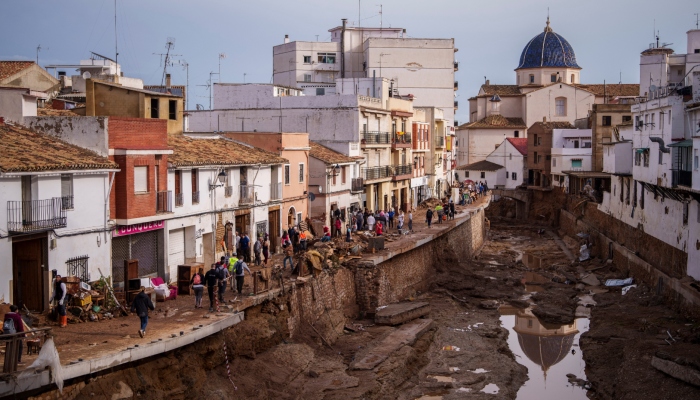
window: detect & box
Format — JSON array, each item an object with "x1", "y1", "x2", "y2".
[
  {"x1": 317, "y1": 53, "x2": 336, "y2": 64},
  {"x1": 694, "y1": 149, "x2": 698, "y2": 170},
  {"x1": 284, "y1": 165, "x2": 290, "y2": 185},
  {"x1": 168, "y1": 100, "x2": 177, "y2": 120},
  {"x1": 509, "y1": 153, "x2": 512, "y2": 160},
  {"x1": 534, "y1": 151, "x2": 538, "y2": 163},
  {"x1": 134, "y1": 166, "x2": 148, "y2": 193},
  {"x1": 660, "y1": 112, "x2": 665, "y2": 127},
  {"x1": 303, "y1": 55, "x2": 312, "y2": 63},
  {"x1": 480, "y1": 172, "x2": 485, "y2": 179},
  {"x1": 635, "y1": 116, "x2": 642, "y2": 131},
  {"x1": 529, "y1": 74, "x2": 535, "y2": 83},
  {"x1": 551, "y1": 74, "x2": 557, "y2": 83},
  {"x1": 537, "y1": 155, "x2": 542, "y2": 164},
  {"x1": 299, "y1": 163, "x2": 305, "y2": 183},
  {"x1": 602, "y1": 116, "x2": 612, "y2": 126},
  {"x1": 512, "y1": 172, "x2": 517, "y2": 181},
  {"x1": 622, "y1": 115, "x2": 632, "y2": 122},
  {"x1": 574, "y1": 140, "x2": 580, "y2": 149},
  {"x1": 150, "y1": 98, "x2": 159, "y2": 119},
  {"x1": 533, "y1": 134, "x2": 538, "y2": 146},
  {"x1": 635, "y1": 151, "x2": 641, "y2": 166},
  {"x1": 341, "y1": 166, "x2": 347, "y2": 184},
  {"x1": 61, "y1": 174, "x2": 73, "y2": 209},
  {"x1": 465, "y1": 171, "x2": 469, "y2": 178},
  {"x1": 552, "y1": 157, "x2": 557, "y2": 167},
  {"x1": 537, "y1": 136, "x2": 542, "y2": 146},
  {"x1": 571, "y1": 74, "x2": 575, "y2": 83},
  {"x1": 332, "y1": 169, "x2": 337, "y2": 185},
  {"x1": 191, "y1": 168, "x2": 199, "y2": 204},
  {"x1": 316, "y1": 88, "x2": 325, "y2": 96},
  {"x1": 571, "y1": 159, "x2": 582, "y2": 168},
  {"x1": 514, "y1": 130, "x2": 519, "y2": 138},
  {"x1": 303, "y1": 74, "x2": 312, "y2": 82},
  {"x1": 545, "y1": 155, "x2": 551, "y2": 161},
  {"x1": 640, "y1": 183, "x2": 645, "y2": 209},
  {"x1": 555, "y1": 97, "x2": 567, "y2": 116},
  {"x1": 643, "y1": 151, "x2": 649, "y2": 167}
]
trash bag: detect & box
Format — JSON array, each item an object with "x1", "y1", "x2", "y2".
[{"x1": 18, "y1": 338, "x2": 64, "y2": 393}]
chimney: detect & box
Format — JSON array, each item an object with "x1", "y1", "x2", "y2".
[
  {"x1": 402, "y1": 28, "x2": 406, "y2": 38},
  {"x1": 543, "y1": 116, "x2": 547, "y2": 122},
  {"x1": 485, "y1": 79, "x2": 490, "y2": 86},
  {"x1": 341, "y1": 19, "x2": 347, "y2": 79},
  {"x1": 284, "y1": 34, "x2": 289, "y2": 44},
  {"x1": 166, "y1": 74, "x2": 171, "y2": 89}
]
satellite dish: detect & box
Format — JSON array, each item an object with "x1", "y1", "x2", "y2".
[
  {"x1": 308, "y1": 193, "x2": 316, "y2": 201},
  {"x1": 650, "y1": 85, "x2": 657, "y2": 93},
  {"x1": 82, "y1": 71, "x2": 91, "y2": 79}
]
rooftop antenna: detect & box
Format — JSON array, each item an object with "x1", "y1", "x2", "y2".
[
  {"x1": 155, "y1": 38, "x2": 178, "y2": 87},
  {"x1": 243, "y1": 73, "x2": 247, "y2": 83},
  {"x1": 197, "y1": 79, "x2": 212, "y2": 110},
  {"x1": 695, "y1": 13, "x2": 699, "y2": 29},
  {"x1": 114, "y1": 0, "x2": 118, "y2": 67},
  {"x1": 218, "y1": 53, "x2": 226, "y2": 83},
  {"x1": 178, "y1": 59, "x2": 190, "y2": 110},
  {"x1": 36, "y1": 44, "x2": 41, "y2": 64},
  {"x1": 377, "y1": 4, "x2": 383, "y2": 29},
  {"x1": 315, "y1": 35, "x2": 319, "y2": 41}
]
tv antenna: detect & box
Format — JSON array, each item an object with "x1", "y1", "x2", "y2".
[
  {"x1": 36, "y1": 44, "x2": 45, "y2": 64},
  {"x1": 197, "y1": 80, "x2": 212, "y2": 110},
  {"x1": 695, "y1": 13, "x2": 699, "y2": 29},
  {"x1": 153, "y1": 38, "x2": 179, "y2": 87},
  {"x1": 218, "y1": 53, "x2": 226, "y2": 83},
  {"x1": 376, "y1": 4, "x2": 383, "y2": 29}
]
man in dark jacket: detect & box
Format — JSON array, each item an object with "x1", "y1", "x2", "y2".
[
  {"x1": 203, "y1": 264, "x2": 220, "y2": 311},
  {"x1": 130, "y1": 287, "x2": 155, "y2": 338},
  {"x1": 3, "y1": 305, "x2": 25, "y2": 362}
]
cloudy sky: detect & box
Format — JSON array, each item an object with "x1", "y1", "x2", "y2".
[{"x1": 2, "y1": 0, "x2": 697, "y2": 122}]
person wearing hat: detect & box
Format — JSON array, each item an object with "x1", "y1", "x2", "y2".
[{"x1": 130, "y1": 286, "x2": 154, "y2": 338}]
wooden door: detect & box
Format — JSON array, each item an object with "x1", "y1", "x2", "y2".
[
  {"x1": 268, "y1": 210, "x2": 280, "y2": 254},
  {"x1": 12, "y1": 238, "x2": 44, "y2": 312}
]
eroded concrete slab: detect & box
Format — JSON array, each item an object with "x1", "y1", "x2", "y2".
[
  {"x1": 375, "y1": 301, "x2": 431, "y2": 325},
  {"x1": 350, "y1": 318, "x2": 433, "y2": 370}
]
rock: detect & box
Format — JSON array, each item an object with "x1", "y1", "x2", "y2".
[
  {"x1": 111, "y1": 381, "x2": 133, "y2": 400},
  {"x1": 575, "y1": 283, "x2": 585, "y2": 291},
  {"x1": 580, "y1": 274, "x2": 600, "y2": 286},
  {"x1": 652, "y1": 356, "x2": 700, "y2": 387},
  {"x1": 308, "y1": 370, "x2": 319, "y2": 378},
  {"x1": 507, "y1": 299, "x2": 530, "y2": 309},
  {"x1": 375, "y1": 302, "x2": 430, "y2": 325},
  {"x1": 479, "y1": 300, "x2": 500, "y2": 310}
]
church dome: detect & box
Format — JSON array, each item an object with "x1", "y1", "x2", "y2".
[{"x1": 517, "y1": 18, "x2": 581, "y2": 70}]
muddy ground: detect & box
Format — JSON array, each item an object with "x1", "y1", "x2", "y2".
[{"x1": 56, "y1": 209, "x2": 700, "y2": 400}]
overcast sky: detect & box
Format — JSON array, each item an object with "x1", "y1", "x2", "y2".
[{"x1": 2, "y1": 0, "x2": 697, "y2": 122}]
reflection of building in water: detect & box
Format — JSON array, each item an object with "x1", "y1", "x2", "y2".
[{"x1": 501, "y1": 306, "x2": 578, "y2": 378}]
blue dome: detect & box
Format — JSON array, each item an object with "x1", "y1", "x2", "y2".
[{"x1": 517, "y1": 19, "x2": 581, "y2": 70}]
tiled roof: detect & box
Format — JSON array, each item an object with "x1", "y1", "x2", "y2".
[
  {"x1": 456, "y1": 160, "x2": 503, "y2": 172},
  {"x1": 506, "y1": 138, "x2": 528, "y2": 155},
  {"x1": 479, "y1": 85, "x2": 522, "y2": 96},
  {"x1": 0, "y1": 123, "x2": 118, "y2": 173},
  {"x1": 459, "y1": 114, "x2": 527, "y2": 130},
  {"x1": 309, "y1": 142, "x2": 356, "y2": 165},
  {"x1": 95, "y1": 81, "x2": 182, "y2": 98},
  {"x1": 37, "y1": 108, "x2": 80, "y2": 117},
  {"x1": 0, "y1": 61, "x2": 35, "y2": 81},
  {"x1": 574, "y1": 84, "x2": 640, "y2": 97},
  {"x1": 529, "y1": 121, "x2": 575, "y2": 130},
  {"x1": 168, "y1": 134, "x2": 288, "y2": 167}
]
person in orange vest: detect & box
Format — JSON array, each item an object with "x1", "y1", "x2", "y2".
[{"x1": 299, "y1": 230, "x2": 308, "y2": 250}]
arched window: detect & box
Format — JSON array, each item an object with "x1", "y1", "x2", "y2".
[{"x1": 555, "y1": 97, "x2": 567, "y2": 116}]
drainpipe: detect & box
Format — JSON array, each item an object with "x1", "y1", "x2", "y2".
[
  {"x1": 649, "y1": 137, "x2": 670, "y2": 153},
  {"x1": 341, "y1": 19, "x2": 347, "y2": 79}
]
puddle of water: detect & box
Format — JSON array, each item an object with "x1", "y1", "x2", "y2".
[
  {"x1": 523, "y1": 271, "x2": 549, "y2": 292},
  {"x1": 428, "y1": 375, "x2": 455, "y2": 383},
  {"x1": 449, "y1": 367, "x2": 460, "y2": 372},
  {"x1": 499, "y1": 307, "x2": 590, "y2": 399},
  {"x1": 469, "y1": 368, "x2": 489, "y2": 374},
  {"x1": 481, "y1": 383, "x2": 500, "y2": 394},
  {"x1": 457, "y1": 387, "x2": 472, "y2": 393},
  {"x1": 522, "y1": 253, "x2": 543, "y2": 268}
]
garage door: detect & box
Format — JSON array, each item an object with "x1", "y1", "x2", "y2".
[{"x1": 169, "y1": 229, "x2": 185, "y2": 267}]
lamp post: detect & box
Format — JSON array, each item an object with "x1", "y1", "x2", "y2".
[{"x1": 209, "y1": 170, "x2": 227, "y2": 190}]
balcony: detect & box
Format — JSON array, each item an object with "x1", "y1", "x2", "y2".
[
  {"x1": 391, "y1": 164, "x2": 413, "y2": 180},
  {"x1": 391, "y1": 132, "x2": 412, "y2": 149},
  {"x1": 156, "y1": 191, "x2": 172, "y2": 213},
  {"x1": 270, "y1": 182, "x2": 282, "y2": 200},
  {"x1": 7, "y1": 197, "x2": 67, "y2": 234},
  {"x1": 362, "y1": 166, "x2": 392, "y2": 181},
  {"x1": 435, "y1": 136, "x2": 445, "y2": 148},
  {"x1": 192, "y1": 191, "x2": 200, "y2": 205},
  {"x1": 362, "y1": 131, "x2": 391, "y2": 145},
  {"x1": 61, "y1": 195, "x2": 74, "y2": 210},
  {"x1": 673, "y1": 170, "x2": 692, "y2": 188},
  {"x1": 175, "y1": 192, "x2": 184, "y2": 207},
  {"x1": 454, "y1": 100, "x2": 458, "y2": 110},
  {"x1": 454, "y1": 62, "x2": 459, "y2": 71},
  {"x1": 225, "y1": 186, "x2": 234, "y2": 198},
  {"x1": 239, "y1": 185, "x2": 255, "y2": 205},
  {"x1": 351, "y1": 178, "x2": 365, "y2": 192},
  {"x1": 454, "y1": 81, "x2": 458, "y2": 91}
]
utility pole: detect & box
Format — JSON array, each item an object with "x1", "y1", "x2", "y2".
[
  {"x1": 36, "y1": 44, "x2": 41, "y2": 64},
  {"x1": 218, "y1": 53, "x2": 226, "y2": 83},
  {"x1": 114, "y1": 0, "x2": 118, "y2": 67}
]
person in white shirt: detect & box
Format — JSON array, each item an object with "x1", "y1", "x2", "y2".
[{"x1": 367, "y1": 213, "x2": 376, "y2": 231}]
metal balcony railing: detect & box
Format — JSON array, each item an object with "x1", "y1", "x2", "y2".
[
  {"x1": 435, "y1": 136, "x2": 445, "y2": 147},
  {"x1": 454, "y1": 100, "x2": 459, "y2": 110},
  {"x1": 270, "y1": 182, "x2": 282, "y2": 200},
  {"x1": 392, "y1": 164, "x2": 413, "y2": 176},
  {"x1": 351, "y1": 178, "x2": 365, "y2": 192},
  {"x1": 225, "y1": 186, "x2": 234, "y2": 197},
  {"x1": 156, "y1": 191, "x2": 172, "y2": 213},
  {"x1": 192, "y1": 191, "x2": 200, "y2": 205},
  {"x1": 61, "y1": 195, "x2": 74, "y2": 210},
  {"x1": 7, "y1": 197, "x2": 67, "y2": 233},
  {"x1": 454, "y1": 62, "x2": 459, "y2": 71},
  {"x1": 391, "y1": 132, "x2": 412, "y2": 145},
  {"x1": 175, "y1": 192, "x2": 184, "y2": 207},
  {"x1": 240, "y1": 185, "x2": 255, "y2": 205},
  {"x1": 454, "y1": 81, "x2": 459, "y2": 90},
  {"x1": 362, "y1": 131, "x2": 391, "y2": 145},
  {"x1": 362, "y1": 166, "x2": 392, "y2": 180}
]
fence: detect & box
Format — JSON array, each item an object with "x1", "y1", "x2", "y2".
[{"x1": 7, "y1": 197, "x2": 67, "y2": 233}]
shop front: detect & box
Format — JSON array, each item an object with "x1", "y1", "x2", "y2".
[{"x1": 111, "y1": 221, "x2": 165, "y2": 288}]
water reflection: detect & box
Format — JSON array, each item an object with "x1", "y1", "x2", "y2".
[{"x1": 499, "y1": 305, "x2": 589, "y2": 399}]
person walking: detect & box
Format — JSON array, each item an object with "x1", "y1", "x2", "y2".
[
  {"x1": 232, "y1": 258, "x2": 251, "y2": 295},
  {"x1": 190, "y1": 267, "x2": 205, "y2": 308},
  {"x1": 3, "y1": 305, "x2": 25, "y2": 363},
  {"x1": 204, "y1": 264, "x2": 219, "y2": 312},
  {"x1": 408, "y1": 210, "x2": 413, "y2": 232},
  {"x1": 52, "y1": 274, "x2": 67, "y2": 328},
  {"x1": 240, "y1": 233, "x2": 251, "y2": 263},
  {"x1": 254, "y1": 237, "x2": 263, "y2": 266},
  {"x1": 282, "y1": 233, "x2": 294, "y2": 270},
  {"x1": 397, "y1": 211, "x2": 404, "y2": 230},
  {"x1": 262, "y1": 234, "x2": 270, "y2": 266},
  {"x1": 435, "y1": 204, "x2": 443, "y2": 224},
  {"x1": 216, "y1": 257, "x2": 229, "y2": 303},
  {"x1": 131, "y1": 286, "x2": 155, "y2": 338},
  {"x1": 426, "y1": 208, "x2": 434, "y2": 227}
]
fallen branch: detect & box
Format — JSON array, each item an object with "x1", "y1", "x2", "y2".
[{"x1": 309, "y1": 323, "x2": 335, "y2": 351}]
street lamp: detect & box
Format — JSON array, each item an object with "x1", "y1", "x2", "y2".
[{"x1": 209, "y1": 170, "x2": 227, "y2": 190}]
